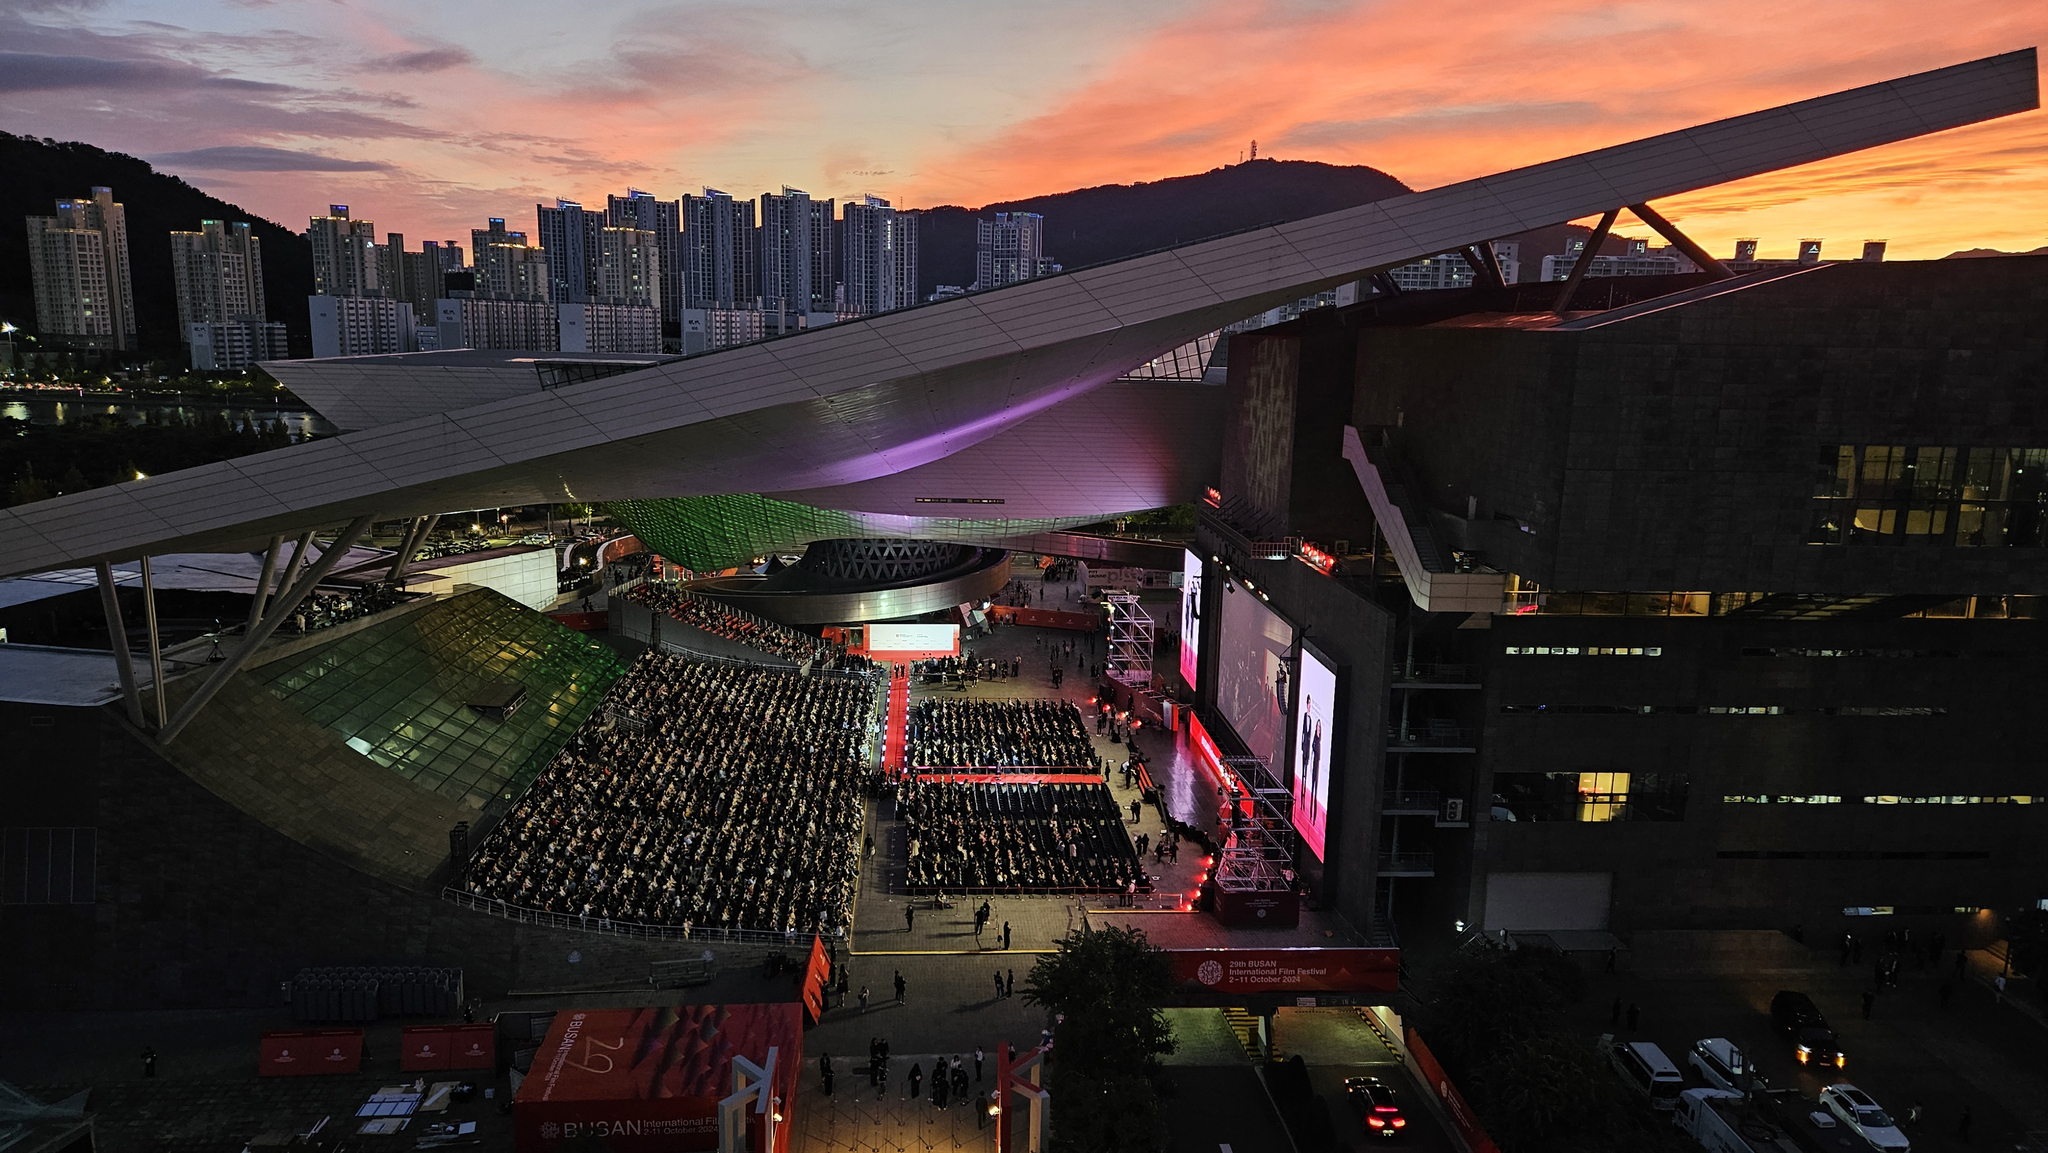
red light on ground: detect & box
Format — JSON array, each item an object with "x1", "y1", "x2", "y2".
[{"x1": 1513, "y1": 603, "x2": 1539, "y2": 615}]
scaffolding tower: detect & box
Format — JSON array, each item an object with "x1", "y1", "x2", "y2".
[{"x1": 1104, "y1": 590, "x2": 1154, "y2": 686}]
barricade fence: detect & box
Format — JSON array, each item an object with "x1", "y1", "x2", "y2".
[{"x1": 439, "y1": 887, "x2": 845, "y2": 945}]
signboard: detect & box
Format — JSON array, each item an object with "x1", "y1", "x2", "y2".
[
  {"x1": 1166, "y1": 948, "x2": 1399, "y2": 996},
  {"x1": 1291, "y1": 645, "x2": 1338, "y2": 861},
  {"x1": 1407, "y1": 1028, "x2": 1502, "y2": 1153},
  {"x1": 401, "y1": 1024, "x2": 496, "y2": 1071},
  {"x1": 801, "y1": 935, "x2": 831, "y2": 1025},
  {"x1": 514, "y1": 1005, "x2": 801, "y2": 1153},
  {"x1": 1214, "y1": 886, "x2": 1301, "y2": 928},
  {"x1": 864, "y1": 623, "x2": 961, "y2": 659},
  {"x1": 1178, "y1": 549, "x2": 1203, "y2": 688},
  {"x1": 259, "y1": 1029, "x2": 363, "y2": 1076}
]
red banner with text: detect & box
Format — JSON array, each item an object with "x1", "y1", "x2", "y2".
[{"x1": 1166, "y1": 948, "x2": 1399, "y2": 996}]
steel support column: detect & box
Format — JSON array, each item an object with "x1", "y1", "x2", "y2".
[
  {"x1": 157, "y1": 514, "x2": 374, "y2": 747},
  {"x1": 387, "y1": 513, "x2": 440, "y2": 586},
  {"x1": 246, "y1": 535, "x2": 283, "y2": 633},
  {"x1": 1462, "y1": 243, "x2": 1506, "y2": 290},
  {"x1": 1551, "y1": 208, "x2": 1620, "y2": 315},
  {"x1": 94, "y1": 561, "x2": 145, "y2": 728},
  {"x1": 140, "y1": 556, "x2": 166, "y2": 726},
  {"x1": 1627, "y1": 201, "x2": 1737, "y2": 278},
  {"x1": 276, "y1": 529, "x2": 316, "y2": 598}
]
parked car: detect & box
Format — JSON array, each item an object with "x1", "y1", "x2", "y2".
[
  {"x1": 1344, "y1": 1076, "x2": 1408, "y2": 1138},
  {"x1": 1689, "y1": 1037, "x2": 1765, "y2": 1093},
  {"x1": 1820, "y1": 1084, "x2": 1910, "y2": 1152},
  {"x1": 1609, "y1": 1040, "x2": 1686, "y2": 1110},
  {"x1": 1770, "y1": 991, "x2": 1846, "y2": 1069}
]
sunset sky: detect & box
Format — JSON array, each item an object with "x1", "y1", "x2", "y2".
[{"x1": 3, "y1": 0, "x2": 2043, "y2": 259}]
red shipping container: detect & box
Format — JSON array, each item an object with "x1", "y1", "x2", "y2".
[
  {"x1": 448, "y1": 1023, "x2": 495, "y2": 1069},
  {"x1": 259, "y1": 1029, "x2": 363, "y2": 1076},
  {"x1": 401, "y1": 1026, "x2": 451, "y2": 1071}
]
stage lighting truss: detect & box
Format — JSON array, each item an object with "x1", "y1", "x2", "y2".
[
  {"x1": 1217, "y1": 754, "x2": 1297, "y2": 893},
  {"x1": 1103, "y1": 590, "x2": 1155, "y2": 687}
]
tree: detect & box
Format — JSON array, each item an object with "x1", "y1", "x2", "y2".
[{"x1": 1023, "y1": 925, "x2": 1176, "y2": 1153}]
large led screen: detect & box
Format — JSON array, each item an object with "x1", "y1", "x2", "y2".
[
  {"x1": 1178, "y1": 549, "x2": 1203, "y2": 689},
  {"x1": 1216, "y1": 578, "x2": 1291, "y2": 767},
  {"x1": 1292, "y1": 646, "x2": 1338, "y2": 861}
]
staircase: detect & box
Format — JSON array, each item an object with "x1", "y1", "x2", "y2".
[{"x1": 1223, "y1": 1008, "x2": 1281, "y2": 1063}]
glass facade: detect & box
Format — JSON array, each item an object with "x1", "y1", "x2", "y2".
[
  {"x1": 1809, "y1": 445, "x2": 2048, "y2": 546},
  {"x1": 1492, "y1": 770, "x2": 1688, "y2": 822},
  {"x1": 254, "y1": 591, "x2": 626, "y2": 805}
]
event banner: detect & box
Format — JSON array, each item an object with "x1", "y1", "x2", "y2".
[
  {"x1": 514, "y1": 1005, "x2": 801, "y2": 1153},
  {"x1": 801, "y1": 935, "x2": 831, "y2": 1025},
  {"x1": 1407, "y1": 1028, "x2": 1503, "y2": 1153},
  {"x1": 401, "y1": 1024, "x2": 496, "y2": 1071},
  {"x1": 258, "y1": 1029, "x2": 363, "y2": 1076},
  {"x1": 1178, "y1": 549, "x2": 1203, "y2": 689},
  {"x1": 1167, "y1": 947, "x2": 1399, "y2": 996},
  {"x1": 865, "y1": 622, "x2": 961, "y2": 658}
]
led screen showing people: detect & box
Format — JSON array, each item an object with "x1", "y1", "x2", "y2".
[
  {"x1": 1179, "y1": 549, "x2": 1203, "y2": 689},
  {"x1": 1292, "y1": 646, "x2": 1338, "y2": 861},
  {"x1": 1216, "y1": 578, "x2": 1291, "y2": 767}
]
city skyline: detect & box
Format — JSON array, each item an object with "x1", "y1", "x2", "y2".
[{"x1": 1, "y1": 1, "x2": 2043, "y2": 259}]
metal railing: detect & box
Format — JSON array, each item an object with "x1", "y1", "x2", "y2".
[{"x1": 440, "y1": 887, "x2": 845, "y2": 944}]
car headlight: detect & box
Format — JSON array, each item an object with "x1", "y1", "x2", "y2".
[
  {"x1": 1834, "y1": 1054, "x2": 1846, "y2": 1068},
  {"x1": 1796, "y1": 1046, "x2": 1810, "y2": 1064}
]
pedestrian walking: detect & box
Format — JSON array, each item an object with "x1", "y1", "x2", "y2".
[
  {"x1": 1168, "y1": 839, "x2": 1178, "y2": 864},
  {"x1": 995, "y1": 971, "x2": 1005, "y2": 999},
  {"x1": 894, "y1": 970, "x2": 906, "y2": 1004},
  {"x1": 906, "y1": 905, "x2": 916, "y2": 933},
  {"x1": 933, "y1": 1071, "x2": 949, "y2": 1108},
  {"x1": 909, "y1": 1062, "x2": 922, "y2": 1100},
  {"x1": 820, "y1": 1052, "x2": 834, "y2": 1096},
  {"x1": 141, "y1": 1046, "x2": 157, "y2": 1079},
  {"x1": 1907, "y1": 1102, "x2": 1924, "y2": 1128},
  {"x1": 975, "y1": 1047, "x2": 985, "y2": 1082},
  {"x1": 1002, "y1": 920, "x2": 1012, "y2": 949},
  {"x1": 1626, "y1": 1002, "x2": 1640, "y2": 1030},
  {"x1": 952, "y1": 1058, "x2": 968, "y2": 1099},
  {"x1": 859, "y1": 985, "x2": 870, "y2": 1012},
  {"x1": 1129, "y1": 798, "x2": 1141, "y2": 823},
  {"x1": 1006, "y1": 968, "x2": 1015, "y2": 997},
  {"x1": 978, "y1": 1090, "x2": 991, "y2": 1129},
  {"x1": 1995, "y1": 973, "x2": 2007, "y2": 1002}
]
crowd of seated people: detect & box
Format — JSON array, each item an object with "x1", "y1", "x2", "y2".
[
  {"x1": 622, "y1": 582, "x2": 836, "y2": 664},
  {"x1": 899, "y1": 779, "x2": 1145, "y2": 893},
  {"x1": 906, "y1": 698, "x2": 1096, "y2": 768},
  {"x1": 463, "y1": 651, "x2": 880, "y2": 936}
]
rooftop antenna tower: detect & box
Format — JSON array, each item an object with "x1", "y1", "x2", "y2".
[{"x1": 1249, "y1": 140, "x2": 1259, "y2": 161}]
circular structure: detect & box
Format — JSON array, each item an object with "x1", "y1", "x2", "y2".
[{"x1": 688, "y1": 538, "x2": 1011, "y2": 625}]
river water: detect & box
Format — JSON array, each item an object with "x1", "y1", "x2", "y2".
[{"x1": 0, "y1": 395, "x2": 340, "y2": 438}]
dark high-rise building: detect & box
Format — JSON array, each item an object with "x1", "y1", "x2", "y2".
[
  {"x1": 839, "y1": 195, "x2": 917, "y2": 316},
  {"x1": 682, "y1": 189, "x2": 757, "y2": 311},
  {"x1": 536, "y1": 199, "x2": 603, "y2": 304},
  {"x1": 607, "y1": 190, "x2": 683, "y2": 333},
  {"x1": 1189, "y1": 256, "x2": 2048, "y2": 942},
  {"x1": 758, "y1": 187, "x2": 835, "y2": 324}
]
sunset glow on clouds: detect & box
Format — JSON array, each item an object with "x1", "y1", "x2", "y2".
[{"x1": 2, "y1": 0, "x2": 2042, "y2": 258}]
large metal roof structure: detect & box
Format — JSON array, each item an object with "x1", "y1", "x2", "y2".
[{"x1": 0, "y1": 49, "x2": 2037, "y2": 583}]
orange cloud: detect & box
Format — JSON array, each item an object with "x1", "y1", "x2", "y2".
[{"x1": 911, "y1": 0, "x2": 2048, "y2": 257}]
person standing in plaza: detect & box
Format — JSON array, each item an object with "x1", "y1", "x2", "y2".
[
  {"x1": 995, "y1": 970, "x2": 1005, "y2": 999},
  {"x1": 1002, "y1": 921, "x2": 1012, "y2": 950},
  {"x1": 908, "y1": 1061, "x2": 922, "y2": 1100},
  {"x1": 820, "y1": 1052, "x2": 834, "y2": 1095},
  {"x1": 895, "y1": 970, "x2": 906, "y2": 1004},
  {"x1": 859, "y1": 985, "x2": 870, "y2": 1012},
  {"x1": 905, "y1": 905, "x2": 915, "y2": 933},
  {"x1": 1006, "y1": 968, "x2": 1015, "y2": 997},
  {"x1": 975, "y1": 1046, "x2": 985, "y2": 1082}
]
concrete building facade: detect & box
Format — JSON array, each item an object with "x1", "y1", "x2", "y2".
[{"x1": 25, "y1": 187, "x2": 136, "y2": 350}]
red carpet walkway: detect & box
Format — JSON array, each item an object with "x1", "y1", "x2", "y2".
[{"x1": 882, "y1": 671, "x2": 909, "y2": 774}]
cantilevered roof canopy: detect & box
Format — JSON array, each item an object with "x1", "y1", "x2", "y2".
[{"x1": 0, "y1": 48, "x2": 2035, "y2": 580}]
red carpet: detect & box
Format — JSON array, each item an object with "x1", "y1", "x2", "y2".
[{"x1": 883, "y1": 672, "x2": 909, "y2": 774}]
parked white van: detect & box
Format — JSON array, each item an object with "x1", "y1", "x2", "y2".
[{"x1": 1610, "y1": 1040, "x2": 1685, "y2": 1110}]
